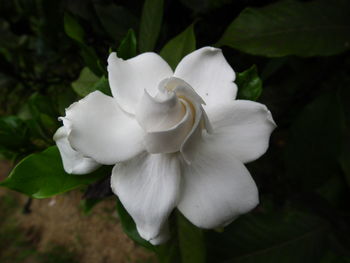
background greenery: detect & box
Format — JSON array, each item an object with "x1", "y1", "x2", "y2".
[{"x1": 0, "y1": 0, "x2": 350, "y2": 262}]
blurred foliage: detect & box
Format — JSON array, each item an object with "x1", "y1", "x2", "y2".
[{"x1": 0, "y1": 0, "x2": 350, "y2": 262}]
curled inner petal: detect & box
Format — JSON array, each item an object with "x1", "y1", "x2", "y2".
[
  {"x1": 135, "y1": 77, "x2": 213, "y2": 158},
  {"x1": 144, "y1": 99, "x2": 194, "y2": 153},
  {"x1": 136, "y1": 89, "x2": 185, "y2": 132}
]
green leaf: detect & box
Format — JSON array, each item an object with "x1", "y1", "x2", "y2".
[
  {"x1": 92, "y1": 76, "x2": 112, "y2": 96},
  {"x1": 117, "y1": 29, "x2": 137, "y2": 60},
  {"x1": 138, "y1": 0, "x2": 164, "y2": 52},
  {"x1": 236, "y1": 65, "x2": 262, "y2": 101},
  {"x1": 94, "y1": 4, "x2": 138, "y2": 42},
  {"x1": 72, "y1": 67, "x2": 111, "y2": 97},
  {"x1": 0, "y1": 146, "x2": 110, "y2": 198},
  {"x1": 160, "y1": 24, "x2": 196, "y2": 69},
  {"x1": 207, "y1": 211, "x2": 330, "y2": 263},
  {"x1": 179, "y1": 0, "x2": 231, "y2": 14},
  {"x1": 64, "y1": 13, "x2": 85, "y2": 44},
  {"x1": 339, "y1": 135, "x2": 350, "y2": 188},
  {"x1": 0, "y1": 116, "x2": 29, "y2": 149},
  {"x1": 115, "y1": 199, "x2": 156, "y2": 251},
  {"x1": 64, "y1": 13, "x2": 104, "y2": 76},
  {"x1": 285, "y1": 91, "x2": 346, "y2": 190},
  {"x1": 218, "y1": 0, "x2": 350, "y2": 57},
  {"x1": 24, "y1": 93, "x2": 59, "y2": 142},
  {"x1": 177, "y1": 212, "x2": 205, "y2": 263},
  {"x1": 80, "y1": 47, "x2": 105, "y2": 77}
]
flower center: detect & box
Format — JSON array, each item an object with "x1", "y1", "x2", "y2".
[{"x1": 135, "y1": 77, "x2": 211, "y2": 159}]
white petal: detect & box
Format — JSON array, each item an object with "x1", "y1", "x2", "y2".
[
  {"x1": 174, "y1": 47, "x2": 237, "y2": 107},
  {"x1": 111, "y1": 153, "x2": 181, "y2": 242},
  {"x1": 155, "y1": 77, "x2": 213, "y2": 162},
  {"x1": 108, "y1": 52, "x2": 173, "y2": 114},
  {"x1": 149, "y1": 222, "x2": 170, "y2": 245},
  {"x1": 177, "y1": 136, "x2": 259, "y2": 229},
  {"x1": 136, "y1": 89, "x2": 185, "y2": 132},
  {"x1": 63, "y1": 91, "x2": 145, "y2": 165},
  {"x1": 53, "y1": 126, "x2": 101, "y2": 174},
  {"x1": 144, "y1": 99, "x2": 194, "y2": 154},
  {"x1": 206, "y1": 100, "x2": 276, "y2": 164},
  {"x1": 158, "y1": 77, "x2": 205, "y2": 105}
]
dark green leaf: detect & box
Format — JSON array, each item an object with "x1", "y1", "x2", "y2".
[
  {"x1": 236, "y1": 65, "x2": 262, "y2": 101},
  {"x1": 320, "y1": 252, "x2": 350, "y2": 263},
  {"x1": 138, "y1": 0, "x2": 164, "y2": 52},
  {"x1": 180, "y1": 0, "x2": 231, "y2": 14},
  {"x1": 72, "y1": 67, "x2": 99, "y2": 97},
  {"x1": 160, "y1": 24, "x2": 196, "y2": 69},
  {"x1": 177, "y1": 212, "x2": 205, "y2": 263},
  {"x1": 63, "y1": 13, "x2": 104, "y2": 76},
  {"x1": 115, "y1": 199, "x2": 156, "y2": 251},
  {"x1": 94, "y1": 4, "x2": 138, "y2": 42},
  {"x1": 24, "y1": 93, "x2": 59, "y2": 141},
  {"x1": 117, "y1": 29, "x2": 137, "y2": 60},
  {"x1": 0, "y1": 116, "x2": 29, "y2": 149},
  {"x1": 207, "y1": 211, "x2": 330, "y2": 263},
  {"x1": 80, "y1": 47, "x2": 105, "y2": 77},
  {"x1": 72, "y1": 67, "x2": 111, "y2": 97},
  {"x1": 218, "y1": 0, "x2": 350, "y2": 57},
  {"x1": 92, "y1": 76, "x2": 112, "y2": 96},
  {"x1": 0, "y1": 146, "x2": 110, "y2": 198},
  {"x1": 339, "y1": 135, "x2": 350, "y2": 188},
  {"x1": 285, "y1": 91, "x2": 346, "y2": 190},
  {"x1": 63, "y1": 13, "x2": 85, "y2": 44}
]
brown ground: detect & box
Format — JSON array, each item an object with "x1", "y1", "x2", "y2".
[{"x1": 0, "y1": 160, "x2": 155, "y2": 263}]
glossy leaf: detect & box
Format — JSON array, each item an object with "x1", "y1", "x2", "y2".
[
  {"x1": 80, "y1": 47, "x2": 105, "y2": 77},
  {"x1": 64, "y1": 13, "x2": 85, "y2": 44},
  {"x1": 117, "y1": 29, "x2": 137, "y2": 60},
  {"x1": 207, "y1": 211, "x2": 330, "y2": 263},
  {"x1": 236, "y1": 65, "x2": 262, "y2": 101},
  {"x1": 285, "y1": 91, "x2": 346, "y2": 190},
  {"x1": 138, "y1": 0, "x2": 164, "y2": 52},
  {"x1": 177, "y1": 212, "x2": 206, "y2": 263},
  {"x1": 160, "y1": 24, "x2": 196, "y2": 69},
  {"x1": 218, "y1": 0, "x2": 350, "y2": 57},
  {"x1": 0, "y1": 146, "x2": 110, "y2": 198},
  {"x1": 72, "y1": 67, "x2": 111, "y2": 97}
]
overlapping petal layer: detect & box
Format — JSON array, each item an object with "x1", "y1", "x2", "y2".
[
  {"x1": 111, "y1": 153, "x2": 181, "y2": 244},
  {"x1": 108, "y1": 52, "x2": 173, "y2": 114},
  {"x1": 53, "y1": 126, "x2": 101, "y2": 174},
  {"x1": 177, "y1": 134, "x2": 259, "y2": 229},
  {"x1": 206, "y1": 100, "x2": 276, "y2": 164},
  {"x1": 62, "y1": 91, "x2": 145, "y2": 165},
  {"x1": 174, "y1": 47, "x2": 237, "y2": 107}
]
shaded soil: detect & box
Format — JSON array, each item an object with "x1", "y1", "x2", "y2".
[{"x1": 0, "y1": 160, "x2": 155, "y2": 263}]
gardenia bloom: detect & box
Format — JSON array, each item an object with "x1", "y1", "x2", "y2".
[{"x1": 53, "y1": 47, "x2": 276, "y2": 245}]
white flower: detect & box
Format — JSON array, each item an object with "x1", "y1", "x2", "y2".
[
  {"x1": 53, "y1": 125, "x2": 101, "y2": 174},
  {"x1": 54, "y1": 47, "x2": 276, "y2": 245}
]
